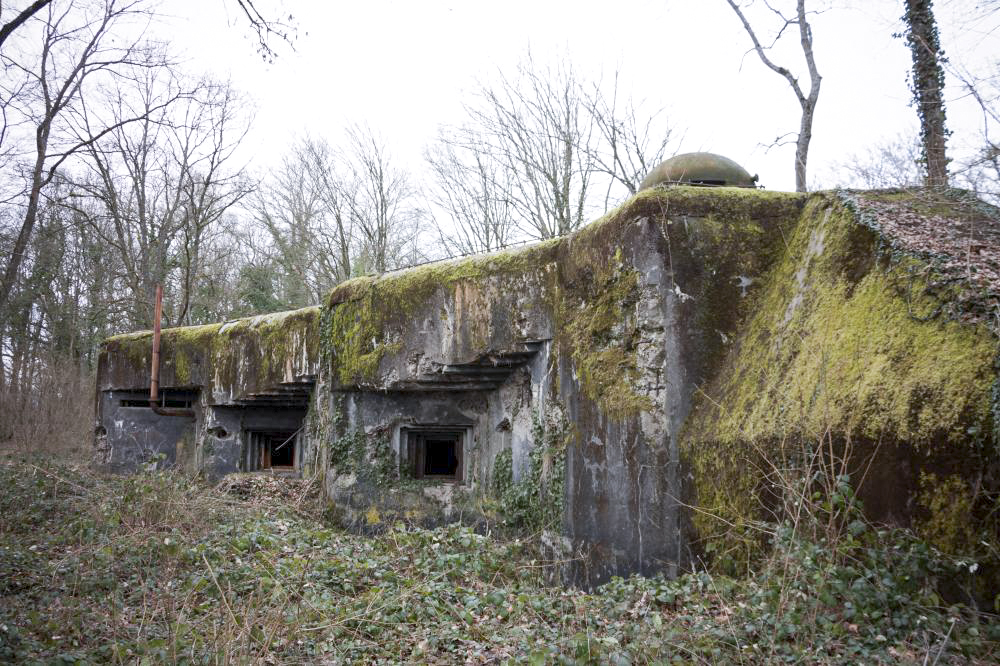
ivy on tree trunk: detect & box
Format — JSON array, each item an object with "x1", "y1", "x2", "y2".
[{"x1": 903, "y1": 0, "x2": 950, "y2": 187}]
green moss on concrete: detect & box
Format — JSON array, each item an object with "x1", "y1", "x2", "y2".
[
  {"x1": 681, "y1": 192, "x2": 998, "y2": 557},
  {"x1": 102, "y1": 307, "x2": 320, "y2": 398},
  {"x1": 323, "y1": 241, "x2": 560, "y2": 386},
  {"x1": 560, "y1": 252, "x2": 652, "y2": 420},
  {"x1": 105, "y1": 331, "x2": 155, "y2": 369},
  {"x1": 916, "y1": 472, "x2": 977, "y2": 555},
  {"x1": 326, "y1": 402, "x2": 395, "y2": 485},
  {"x1": 163, "y1": 323, "x2": 222, "y2": 386},
  {"x1": 578, "y1": 186, "x2": 806, "y2": 240},
  {"x1": 555, "y1": 187, "x2": 805, "y2": 420},
  {"x1": 687, "y1": 196, "x2": 995, "y2": 447},
  {"x1": 222, "y1": 307, "x2": 320, "y2": 384}
]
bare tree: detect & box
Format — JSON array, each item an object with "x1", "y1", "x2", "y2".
[
  {"x1": 466, "y1": 53, "x2": 598, "y2": 239},
  {"x1": 424, "y1": 125, "x2": 517, "y2": 256},
  {"x1": 303, "y1": 136, "x2": 356, "y2": 283},
  {"x1": 902, "y1": 0, "x2": 950, "y2": 187},
  {"x1": 230, "y1": 0, "x2": 298, "y2": 63},
  {"x1": 66, "y1": 72, "x2": 252, "y2": 327},
  {"x1": 950, "y1": 64, "x2": 1000, "y2": 203},
  {"x1": 253, "y1": 136, "x2": 341, "y2": 306},
  {"x1": 0, "y1": 0, "x2": 173, "y2": 319},
  {"x1": 583, "y1": 71, "x2": 677, "y2": 203},
  {"x1": 725, "y1": 0, "x2": 822, "y2": 192},
  {"x1": 834, "y1": 133, "x2": 924, "y2": 189},
  {"x1": 343, "y1": 124, "x2": 424, "y2": 273},
  {"x1": 428, "y1": 55, "x2": 677, "y2": 249},
  {"x1": 0, "y1": 1, "x2": 53, "y2": 52},
  {"x1": 2, "y1": 1, "x2": 295, "y2": 58}
]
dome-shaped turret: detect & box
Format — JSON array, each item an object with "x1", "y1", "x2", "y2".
[{"x1": 639, "y1": 152, "x2": 757, "y2": 190}]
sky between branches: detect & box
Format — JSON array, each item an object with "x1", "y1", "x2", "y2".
[{"x1": 161, "y1": 0, "x2": 1000, "y2": 194}]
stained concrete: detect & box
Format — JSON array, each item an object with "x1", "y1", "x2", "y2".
[{"x1": 94, "y1": 186, "x2": 1000, "y2": 590}]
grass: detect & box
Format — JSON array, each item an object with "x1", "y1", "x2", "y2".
[{"x1": 0, "y1": 458, "x2": 998, "y2": 664}]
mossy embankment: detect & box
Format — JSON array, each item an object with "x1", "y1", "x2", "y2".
[{"x1": 681, "y1": 189, "x2": 1000, "y2": 576}]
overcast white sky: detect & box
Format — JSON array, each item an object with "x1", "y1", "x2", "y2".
[{"x1": 163, "y1": 0, "x2": 1000, "y2": 194}]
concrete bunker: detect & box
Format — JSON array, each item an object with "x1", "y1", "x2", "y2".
[{"x1": 94, "y1": 184, "x2": 1000, "y2": 591}]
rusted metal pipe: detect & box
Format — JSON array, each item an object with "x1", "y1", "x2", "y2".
[
  {"x1": 150, "y1": 284, "x2": 162, "y2": 403},
  {"x1": 149, "y1": 284, "x2": 195, "y2": 419}
]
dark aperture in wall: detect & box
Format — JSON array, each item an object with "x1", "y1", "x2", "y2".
[
  {"x1": 245, "y1": 430, "x2": 298, "y2": 471},
  {"x1": 406, "y1": 429, "x2": 465, "y2": 481}
]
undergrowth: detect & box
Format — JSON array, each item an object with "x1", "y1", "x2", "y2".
[{"x1": 0, "y1": 460, "x2": 997, "y2": 664}]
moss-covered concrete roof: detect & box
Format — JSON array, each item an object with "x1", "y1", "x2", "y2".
[
  {"x1": 100, "y1": 306, "x2": 320, "y2": 401},
  {"x1": 97, "y1": 186, "x2": 807, "y2": 404},
  {"x1": 843, "y1": 188, "x2": 1000, "y2": 328}
]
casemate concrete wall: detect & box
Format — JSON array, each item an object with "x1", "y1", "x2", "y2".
[{"x1": 95, "y1": 186, "x2": 1000, "y2": 589}]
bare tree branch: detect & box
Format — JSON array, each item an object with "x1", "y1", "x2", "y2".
[
  {"x1": 0, "y1": 0, "x2": 53, "y2": 52},
  {"x1": 725, "y1": 0, "x2": 822, "y2": 191}
]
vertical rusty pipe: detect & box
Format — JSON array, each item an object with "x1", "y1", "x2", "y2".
[
  {"x1": 150, "y1": 284, "x2": 162, "y2": 407},
  {"x1": 148, "y1": 285, "x2": 195, "y2": 419}
]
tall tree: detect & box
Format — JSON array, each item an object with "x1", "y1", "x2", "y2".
[
  {"x1": 253, "y1": 136, "x2": 339, "y2": 307},
  {"x1": 427, "y1": 58, "x2": 675, "y2": 252},
  {"x1": 424, "y1": 125, "x2": 517, "y2": 256},
  {"x1": 67, "y1": 74, "x2": 251, "y2": 327},
  {"x1": 902, "y1": 0, "x2": 950, "y2": 187},
  {"x1": 725, "y1": 0, "x2": 821, "y2": 192},
  {"x1": 582, "y1": 71, "x2": 675, "y2": 203},
  {"x1": 466, "y1": 53, "x2": 598, "y2": 239},
  {"x1": 0, "y1": 0, "x2": 173, "y2": 319},
  {"x1": 343, "y1": 125, "x2": 424, "y2": 273}
]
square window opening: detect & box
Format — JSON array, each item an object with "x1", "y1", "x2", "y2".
[
  {"x1": 245, "y1": 430, "x2": 298, "y2": 471},
  {"x1": 118, "y1": 389, "x2": 196, "y2": 409},
  {"x1": 405, "y1": 429, "x2": 464, "y2": 481}
]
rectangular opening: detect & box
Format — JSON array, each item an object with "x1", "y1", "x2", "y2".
[
  {"x1": 405, "y1": 429, "x2": 464, "y2": 481},
  {"x1": 245, "y1": 430, "x2": 298, "y2": 471},
  {"x1": 120, "y1": 399, "x2": 151, "y2": 408},
  {"x1": 119, "y1": 390, "x2": 195, "y2": 409}
]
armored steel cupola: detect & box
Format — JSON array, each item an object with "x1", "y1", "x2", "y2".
[{"x1": 639, "y1": 152, "x2": 758, "y2": 190}]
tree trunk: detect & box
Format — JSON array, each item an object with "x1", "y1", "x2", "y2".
[
  {"x1": 725, "y1": 0, "x2": 821, "y2": 193},
  {"x1": 0, "y1": 129, "x2": 48, "y2": 318},
  {"x1": 904, "y1": 0, "x2": 950, "y2": 187}
]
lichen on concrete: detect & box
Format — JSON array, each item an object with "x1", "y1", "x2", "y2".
[{"x1": 323, "y1": 241, "x2": 560, "y2": 387}]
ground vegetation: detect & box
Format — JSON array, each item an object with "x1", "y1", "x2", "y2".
[{"x1": 0, "y1": 458, "x2": 996, "y2": 664}]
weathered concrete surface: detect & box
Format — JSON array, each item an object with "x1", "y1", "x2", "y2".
[
  {"x1": 95, "y1": 389, "x2": 199, "y2": 473},
  {"x1": 95, "y1": 185, "x2": 1000, "y2": 591},
  {"x1": 680, "y1": 189, "x2": 1000, "y2": 597},
  {"x1": 98, "y1": 306, "x2": 320, "y2": 403}
]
